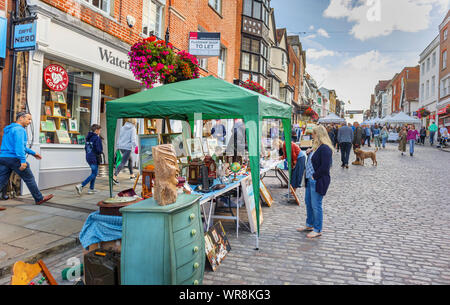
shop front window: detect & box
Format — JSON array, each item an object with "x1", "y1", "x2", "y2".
[{"x1": 40, "y1": 59, "x2": 93, "y2": 145}]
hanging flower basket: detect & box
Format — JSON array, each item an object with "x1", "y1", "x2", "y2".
[
  {"x1": 128, "y1": 36, "x2": 199, "y2": 88},
  {"x1": 304, "y1": 107, "x2": 314, "y2": 116},
  {"x1": 446, "y1": 104, "x2": 450, "y2": 114},
  {"x1": 418, "y1": 107, "x2": 430, "y2": 117},
  {"x1": 240, "y1": 79, "x2": 269, "y2": 96}
]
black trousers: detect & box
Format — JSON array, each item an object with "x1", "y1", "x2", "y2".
[{"x1": 340, "y1": 142, "x2": 352, "y2": 166}]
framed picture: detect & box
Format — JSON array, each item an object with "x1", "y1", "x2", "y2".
[
  {"x1": 206, "y1": 138, "x2": 219, "y2": 156},
  {"x1": 46, "y1": 119, "x2": 56, "y2": 131},
  {"x1": 241, "y1": 177, "x2": 263, "y2": 234},
  {"x1": 56, "y1": 92, "x2": 66, "y2": 104},
  {"x1": 69, "y1": 119, "x2": 78, "y2": 132},
  {"x1": 290, "y1": 185, "x2": 301, "y2": 206},
  {"x1": 39, "y1": 132, "x2": 46, "y2": 144},
  {"x1": 276, "y1": 167, "x2": 289, "y2": 188},
  {"x1": 170, "y1": 133, "x2": 187, "y2": 158},
  {"x1": 50, "y1": 91, "x2": 58, "y2": 102},
  {"x1": 186, "y1": 137, "x2": 204, "y2": 159},
  {"x1": 53, "y1": 105, "x2": 62, "y2": 117},
  {"x1": 56, "y1": 130, "x2": 71, "y2": 144},
  {"x1": 260, "y1": 180, "x2": 273, "y2": 207},
  {"x1": 204, "y1": 221, "x2": 231, "y2": 272},
  {"x1": 138, "y1": 134, "x2": 159, "y2": 172},
  {"x1": 45, "y1": 106, "x2": 52, "y2": 116},
  {"x1": 77, "y1": 135, "x2": 86, "y2": 145},
  {"x1": 59, "y1": 120, "x2": 68, "y2": 131}
]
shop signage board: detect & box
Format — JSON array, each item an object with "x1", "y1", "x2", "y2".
[
  {"x1": 43, "y1": 64, "x2": 69, "y2": 91},
  {"x1": 13, "y1": 22, "x2": 37, "y2": 51},
  {"x1": 0, "y1": 17, "x2": 7, "y2": 58},
  {"x1": 189, "y1": 32, "x2": 221, "y2": 57}
]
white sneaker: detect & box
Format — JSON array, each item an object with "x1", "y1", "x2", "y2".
[
  {"x1": 75, "y1": 184, "x2": 83, "y2": 195},
  {"x1": 87, "y1": 189, "x2": 99, "y2": 195}
]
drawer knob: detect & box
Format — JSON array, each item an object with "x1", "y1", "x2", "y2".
[
  {"x1": 191, "y1": 229, "x2": 196, "y2": 236},
  {"x1": 193, "y1": 246, "x2": 199, "y2": 253},
  {"x1": 189, "y1": 213, "x2": 195, "y2": 221},
  {"x1": 194, "y1": 262, "x2": 199, "y2": 269},
  {"x1": 193, "y1": 280, "x2": 199, "y2": 285}
]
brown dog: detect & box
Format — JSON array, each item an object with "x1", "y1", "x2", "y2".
[{"x1": 354, "y1": 148, "x2": 378, "y2": 166}]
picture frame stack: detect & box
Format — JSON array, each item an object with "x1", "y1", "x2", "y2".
[{"x1": 40, "y1": 91, "x2": 79, "y2": 144}]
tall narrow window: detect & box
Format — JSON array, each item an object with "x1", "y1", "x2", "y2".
[
  {"x1": 253, "y1": 1, "x2": 261, "y2": 19},
  {"x1": 432, "y1": 52, "x2": 436, "y2": 67},
  {"x1": 431, "y1": 76, "x2": 435, "y2": 97},
  {"x1": 218, "y1": 47, "x2": 226, "y2": 79},
  {"x1": 443, "y1": 50, "x2": 448, "y2": 69},
  {"x1": 426, "y1": 80, "x2": 430, "y2": 98},
  {"x1": 209, "y1": 0, "x2": 222, "y2": 14},
  {"x1": 243, "y1": 0, "x2": 252, "y2": 16},
  {"x1": 142, "y1": 0, "x2": 164, "y2": 37}
]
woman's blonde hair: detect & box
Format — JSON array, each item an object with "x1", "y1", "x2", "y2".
[{"x1": 312, "y1": 125, "x2": 334, "y2": 152}]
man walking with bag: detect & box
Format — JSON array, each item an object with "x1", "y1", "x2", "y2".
[
  {"x1": 338, "y1": 123, "x2": 353, "y2": 169},
  {"x1": 0, "y1": 112, "x2": 54, "y2": 210}
]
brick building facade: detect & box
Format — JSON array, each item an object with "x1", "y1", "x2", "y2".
[
  {"x1": 164, "y1": 0, "x2": 241, "y2": 83},
  {"x1": 391, "y1": 66, "x2": 419, "y2": 115},
  {"x1": 438, "y1": 10, "x2": 450, "y2": 130}
]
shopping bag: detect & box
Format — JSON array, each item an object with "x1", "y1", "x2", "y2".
[{"x1": 115, "y1": 150, "x2": 122, "y2": 167}]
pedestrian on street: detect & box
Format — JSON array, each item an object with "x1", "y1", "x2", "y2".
[
  {"x1": 364, "y1": 125, "x2": 372, "y2": 147},
  {"x1": 0, "y1": 112, "x2": 54, "y2": 209},
  {"x1": 398, "y1": 126, "x2": 407, "y2": 156},
  {"x1": 327, "y1": 126, "x2": 335, "y2": 148},
  {"x1": 407, "y1": 125, "x2": 419, "y2": 156},
  {"x1": 333, "y1": 124, "x2": 339, "y2": 152},
  {"x1": 211, "y1": 119, "x2": 227, "y2": 145},
  {"x1": 419, "y1": 126, "x2": 426, "y2": 145},
  {"x1": 373, "y1": 124, "x2": 381, "y2": 148},
  {"x1": 381, "y1": 126, "x2": 389, "y2": 149},
  {"x1": 352, "y1": 122, "x2": 364, "y2": 161},
  {"x1": 75, "y1": 124, "x2": 103, "y2": 195},
  {"x1": 296, "y1": 125, "x2": 333, "y2": 239},
  {"x1": 429, "y1": 121, "x2": 438, "y2": 146},
  {"x1": 439, "y1": 125, "x2": 449, "y2": 147},
  {"x1": 337, "y1": 123, "x2": 353, "y2": 168},
  {"x1": 113, "y1": 119, "x2": 137, "y2": 185}
]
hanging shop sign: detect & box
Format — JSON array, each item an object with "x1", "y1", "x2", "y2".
[
  {"x1": 13, "y1": 22, "x2": 37, "y2": 51},
  {"x1": 0, "y1": 17, "x2": 7, "y2": 58},
  {"x1": 43, "y1": 64, "x2": 69, "y2": 91},
  {"x1": 189, "y1": 32, "x2": 221, "y2": 57}
]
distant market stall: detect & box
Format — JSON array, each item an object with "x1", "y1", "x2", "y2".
[{"x1": 318, "y1": 113, "x2": 346, "y2": 124}]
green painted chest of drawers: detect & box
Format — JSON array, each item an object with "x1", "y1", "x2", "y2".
[{"x1": 120, "y1": 194, "x2": 205, "y2": 285}]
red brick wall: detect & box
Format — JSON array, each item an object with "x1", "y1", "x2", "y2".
[
  {"x1": 0, "y1": 0, "x2": 6, "y2": 11},
  {"x1": 165, "y1": 0, "x2": 241, "y2": 83},
  {"x1": 391, "y1": 67, "x2": 420, "y2": 112},
  {"x1": 39, "y1": 0, "x2": 143, "y2": 45}
]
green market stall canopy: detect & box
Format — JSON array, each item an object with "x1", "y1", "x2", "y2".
[{"x1": 106, "y1": 76, "x2": 292, "y2": 239}]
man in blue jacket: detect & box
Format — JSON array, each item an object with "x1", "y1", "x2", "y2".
[{"x1": 0, "y1": 112, "x2": 53, "y2": 210}]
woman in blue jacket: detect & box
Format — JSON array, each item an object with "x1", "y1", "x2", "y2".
[
  {"x1": 297, "y1": 125, "x2": 333, "y2": 239},
  {"x1": 75, "y1": 124, "x2": 103, "y2": 195}
]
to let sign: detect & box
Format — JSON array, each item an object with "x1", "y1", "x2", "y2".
[
  {"x1": 189, "y1": 32, "x2": 221, "y2": 57},
  {"x1": 14, "y1": 22, "x2": 37, "y2": 51}
]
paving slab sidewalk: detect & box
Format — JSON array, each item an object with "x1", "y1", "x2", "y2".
[{"x1": 0, "y1": 171, "x2": 138, "y2": 278}]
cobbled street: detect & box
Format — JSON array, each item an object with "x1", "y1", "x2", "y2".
[{"x1": 1, "y1": 143, "x2": 449, "y2": 285}]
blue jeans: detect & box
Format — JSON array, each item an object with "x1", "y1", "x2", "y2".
[
  {"x1": 382, "y1": 137, "x2": 387, "y2": 148},
  {"x1": 430, "y1": 131, "x2": 435, "y2": 145},
  {"x1": 409, "y1": 139, "x2": 415, "y2": 155},
  {"x1": 0, "y1": 157, "x2": 43, "y2": 203},
  {"x1": 81, "y1": 164, "x2": 98, "y2": 190},
  {"x1": 304, "y1": 179, "x2": 323, "y2": 233}
]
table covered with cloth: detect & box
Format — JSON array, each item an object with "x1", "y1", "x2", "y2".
[{"x1": 79, "y1": 211, "x2": 123, "y2": 249}]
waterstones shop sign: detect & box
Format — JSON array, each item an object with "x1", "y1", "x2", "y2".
[{"x1": 99, "y1": 47, "x2": 130, "y2": 72}]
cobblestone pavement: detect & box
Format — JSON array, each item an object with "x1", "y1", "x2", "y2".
[{"x1": 1, "y1": 143, "x2": 449, "y2": 285}]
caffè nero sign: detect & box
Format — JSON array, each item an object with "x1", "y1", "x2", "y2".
[{"x1": 98, "y1": 47, "x2": 130, "y2": 71}]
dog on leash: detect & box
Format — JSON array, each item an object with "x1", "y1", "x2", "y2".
[{"x1": 354, "y1": 148, "x2": 378, "y2": 166}]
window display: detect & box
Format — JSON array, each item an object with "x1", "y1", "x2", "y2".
[{"x1": 40, "y1": 59, "x2": 93, "y2": 144}]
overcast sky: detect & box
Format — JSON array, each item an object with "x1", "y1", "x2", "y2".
[{"x1": 271, "y1": 0, "x2": 449, "y2": 121}]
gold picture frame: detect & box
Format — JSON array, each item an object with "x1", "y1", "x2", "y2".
[{"x1": 260, "y1": 180, "x2": 273, "y2": 207}]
